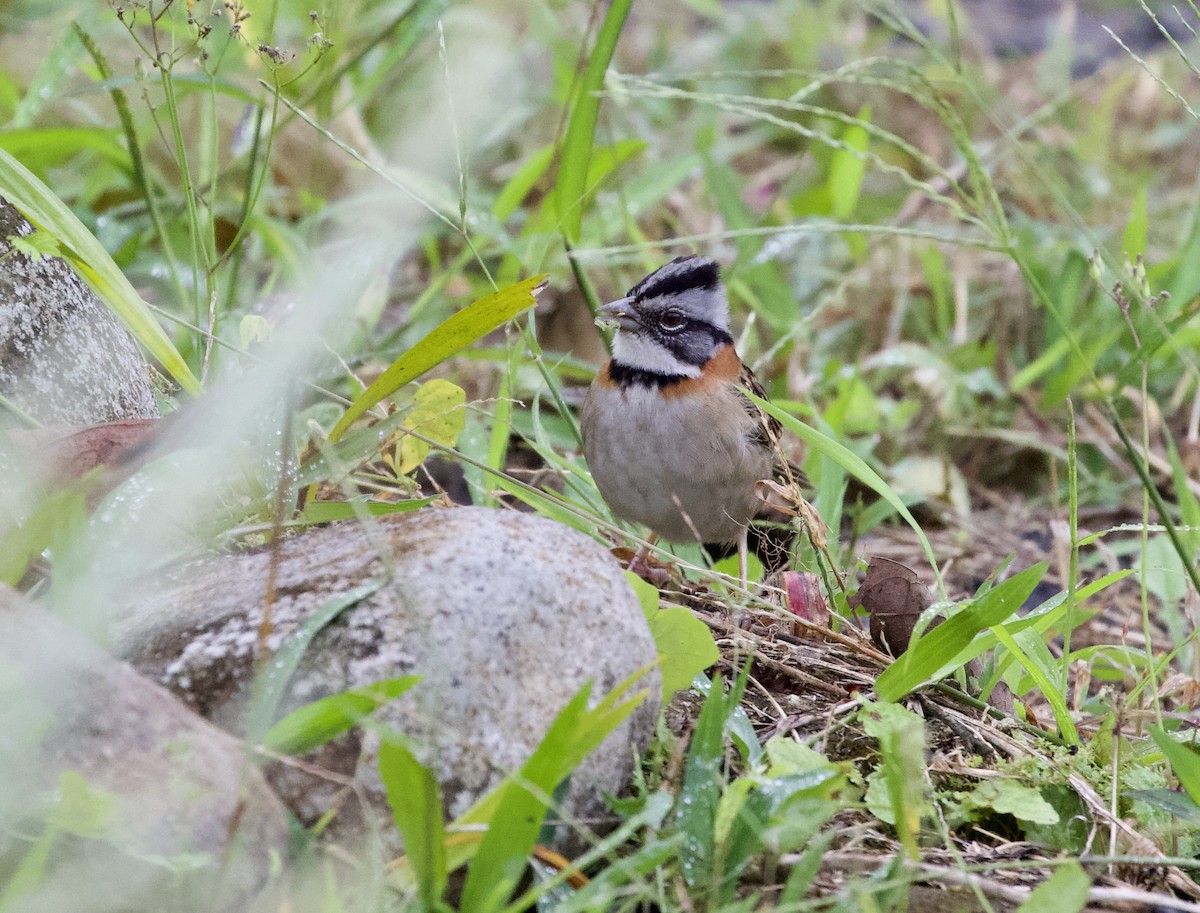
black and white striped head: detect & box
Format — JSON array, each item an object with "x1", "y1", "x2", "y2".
[{"x1": 598, "y1": 256, "x2": 733, "y2": 380}]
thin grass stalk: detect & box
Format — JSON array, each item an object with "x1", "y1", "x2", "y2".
[
  {"x1": 74, "y1": 22, "x2": 189, "y2": 316},
  {"x1": 1064, "y1": 399, "x2": 1078, "y2": 697},
  {"x1": 158, "y1": 65, "x2": 212, "y2": 334}
]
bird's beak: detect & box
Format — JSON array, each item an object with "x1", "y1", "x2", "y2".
[{"x1": 595, "y1": 298, "x2": 640, "y2": 332}]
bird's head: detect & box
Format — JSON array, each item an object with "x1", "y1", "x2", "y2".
[{"x1": 597, "y1": 255, "x2": 733, "y2": 378}]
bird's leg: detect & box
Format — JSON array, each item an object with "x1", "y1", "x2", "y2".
[
  {"x1": 737, "y1": 524, "x2": 749, "y2": 586},
  {"x1": 627, "y1": 532, "x2": 659, "y2": 580}
]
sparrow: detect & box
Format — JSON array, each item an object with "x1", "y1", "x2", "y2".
[{"x1": 581, "y1": 255, "x2": 790, "y2": 582}]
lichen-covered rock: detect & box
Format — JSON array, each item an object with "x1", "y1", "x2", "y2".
[
  {"x1": 0, "y1": 586, "x2": 289, "y2": 912},
  {"x1": 0, "y1": 195, "x2": 158, "y2": 427},
  {"x1": 114, "y1": 507, "x2": 660, "y2": 851}
]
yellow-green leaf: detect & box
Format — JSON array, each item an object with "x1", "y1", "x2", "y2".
[
  {"x1": 329, "y1": 276, "x2": 545, "y2": 442},
  {"x1": 397, "y1": 379, "x2": 467, "y2": 474}
]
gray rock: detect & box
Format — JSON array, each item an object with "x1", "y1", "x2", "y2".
[
  {"x1": 114, "y1": 507, "x2": 661, "y2": 851},
  {"x1": 0, "y1": 195, "x2": 158, "y2": 427},
  {"x1": 0, "y1": 586, "x2": 290, "y2": 913}
]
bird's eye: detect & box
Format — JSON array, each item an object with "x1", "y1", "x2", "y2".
[{"x1": 658, "y1": 309, "x2": 687, "y2": 332}]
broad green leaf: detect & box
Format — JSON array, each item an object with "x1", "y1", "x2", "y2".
[
  {"x1": 750, "y1": 394, "x2": 941, "y2": 588},
  {"x1": 396, "y1": 379, "x2": 466, "y2": 474},
  {"x1": 1017, "y1": 860, "x2": 1090, "y2": 913},
  {"x1": 328, "y1": 276, "x2": 545, "y2": 441},
  {"x1": 556, "y1": 0, "x2": 634, "y2": 242},
  {"x1": 1150, "y1": 725, "x2": 1200, "y2": 806},
  {"x1": 379, "y1": 736, "x2": 448, "y2": 909},
  {"x1": 263, "y1": 676, "x2": 422, "y2": 755},
  {"x1": 0, "y1": 147, "x2": 199, "y2": 394},
  {"x1": 875, "y1": 563, "x2": 1048, "y2": 702},
  {"x1": 963, "y1": 779, "x2": 1060, "y2": 826},
  {"x1": 628, "y1": 572, "x2": 718, "y2": 701}
]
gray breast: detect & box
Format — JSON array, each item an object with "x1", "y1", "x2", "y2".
[{"x1": 581, "y1": 381, "x2": 771, "y2": 543}]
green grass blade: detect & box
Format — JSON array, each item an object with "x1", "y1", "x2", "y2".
[
  {"x1": 263, "y1": 676, "x2": 422, "y2": 755},
  {"x1": 456, "y1": 676, "x2": 647, "y2": 913},
  {"x1": 243, "y1": 577, "x2": 389, "y2": 745},
  {"x1": 446, "y1": 669, "x2": 650, "y2": 886},
  {"x1": 990, "y1": 626, "x2": 1079, "y2": 744},
  {"x1": 875, "y1": 563, "x2": 1048, "y2": 702},
  {"x1": 328, "y1": 276, "x2": 546, "y2": 442},
  {"x1": 0, "y1": 147, "x2": 200, "y2": 394},
  {"x1": 556, "y1": 0, "x2": 634, "y2": 243},
  {"x1": 750, "y1": 394, "x2": 942, "y2": 592}
]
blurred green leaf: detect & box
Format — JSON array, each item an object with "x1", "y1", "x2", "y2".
[
  {"x1": 493, "y1": 144, "x2": 553, "y2": 221},
  {"x1": 243, "y1": 577, "x2": 389, "y2": 745},
  {"x1": 1121, "y1": 186, "x2": 1148, "y2": 262},
  {"x1": 0, "y1": 128, "x2": 130, "y2": 173},
  {"x1": 0, "y1": 487, "x2": 88, "y2": 587},
  {"x1": 557, "y1": 0, "x2": 634, "y2": 242},
  {"x1": 456, "y1": 674, "x2": 648, "y2": 913},
  {"x1": 829, "y1": 106, "x2": 869, "y2": 220},
  {"x1": 45, "y1": 771, "x2": 117, "y2": 839},
  {"x1": 11, "y1": 26, "x2": 81, "y2": 128}
]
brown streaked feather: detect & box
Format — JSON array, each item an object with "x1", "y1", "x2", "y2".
[
  {"x1": 736, "y1": 360, "x2": 783, "y2": 448},
  {"x1": 736, "y1": 361, "x2": 810, "y2": 490}
]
